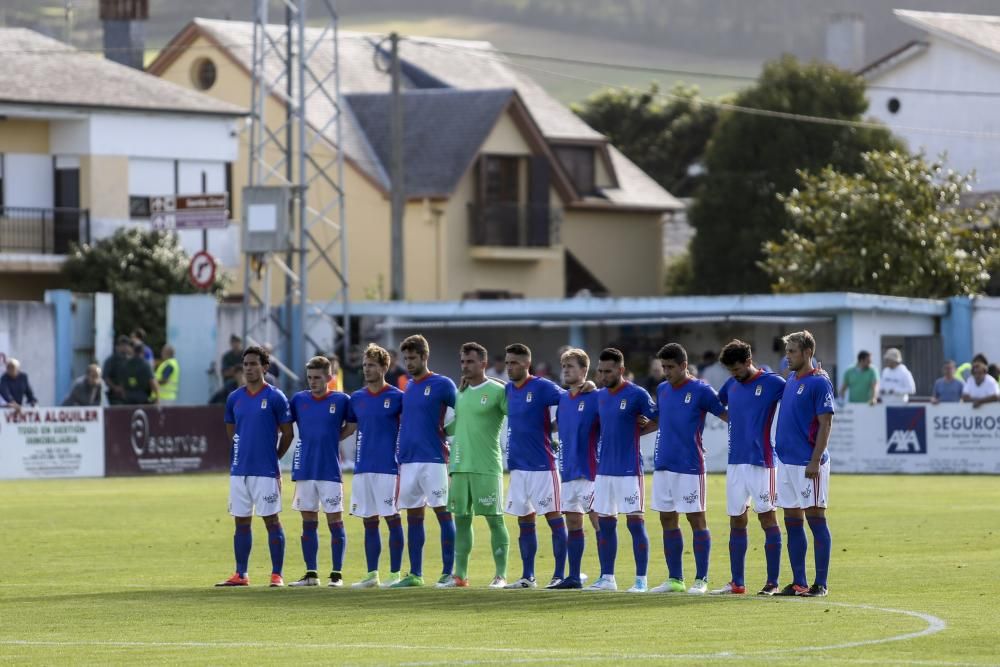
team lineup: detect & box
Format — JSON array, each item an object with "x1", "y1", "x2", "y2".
[{"x1": 217, "y1": 331, "x2": 834, "y2": 597}]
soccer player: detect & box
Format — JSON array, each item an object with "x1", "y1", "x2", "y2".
[
  {"x1": 503, "y1": 343, "x2": 567, "y2": 589},
  {"x1": 775, "y1": 330, "x2": 834, "y2": 597},
  {"x1": 710, "y1": 340, "x2": 785, "y2": 596},
  {"x1": 648, "y1": 343, "x2": 727, "y2": 595},
  {"x1": 391, "y1": 335, "x2": 458, "y2": 588},
  {"x1": 347, "y1": 344, "x2": 406, "y2": 589},
  {"x1": 216, "y1": 345, "x2": 294, "y2": 587},
  {"x1": 587, "y1": 348, "x2": 658, "y2": 593},
  {"x1": 442, "y1": 342, "x2": 510, "y2": 588},
  {"x1": 286, "y1": 356, "x2": 355, "y2": 587},
  {"x1": 550, "y1": 348, "x2": 601, "y2": 590}
]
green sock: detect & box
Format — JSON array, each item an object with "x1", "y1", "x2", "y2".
[
  {"x1": 454, "y1": 515, "x2": 474, "y2": 580},
  {"x1": 486, "y1": 514, "x2": 509, "y2": 579}
]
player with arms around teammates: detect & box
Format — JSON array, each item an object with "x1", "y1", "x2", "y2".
[
  {"x1": 217, "y1": 345, "x2": 294, "y2": 587},
  {"x1": 391, "y1": 335, "x2": 458, "y2": 588},
  {"x1": 775, "y1": 330, "x2": 834, "y2": 597},
  {"x1": 442, "y1": 342, "x2": 510, "y2": 588},
  {"x1": 286, "y1": 356, "x2": 355, "y2": 587},
  {"x1": 348, "y1": 344, "x2": 406, "y2": 589},
  {"x1": 711, "y1": 340, "x2": 785, "y2": 596}
]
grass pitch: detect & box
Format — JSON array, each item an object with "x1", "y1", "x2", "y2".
[{"x1": 0, "y1": 474, "x2": 997, "y2": 665}]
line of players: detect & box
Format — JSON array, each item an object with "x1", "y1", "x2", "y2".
[{"x1": 216, "y1": 331, "x2": 833, "y2": 597}]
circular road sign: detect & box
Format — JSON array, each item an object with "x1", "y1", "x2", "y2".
[{"x1": 188, "y1": 250, "x2": 217, "y2": 290}]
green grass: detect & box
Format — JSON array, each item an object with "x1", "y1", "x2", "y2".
[{"x1": 1, "y1": 474, "x2": 997, "y2": 665}]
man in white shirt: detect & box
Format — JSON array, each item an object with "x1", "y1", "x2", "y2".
[
  {"x1": 879, "y1": 348, "x2": 916, "y2": 404},
  {"x1": 962, "y1": 359, "x2": 1000, "y2": 408}
]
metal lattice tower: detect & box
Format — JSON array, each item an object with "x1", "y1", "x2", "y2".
[{"x1": 242, "y1": 0, "x2": 350, "y2": 387}]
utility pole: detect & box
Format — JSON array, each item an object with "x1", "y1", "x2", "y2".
[{"x1": 389, "y1": 32, "x2": 405, "y2": 301}]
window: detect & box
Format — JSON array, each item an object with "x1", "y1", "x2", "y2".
[
  {"x1": 553, "y1": 145, "x2": 595, "y2": 195},
  {"x1": 129, "y1": 196, "x2": 151, "y2": 218},
  {"x1": 192, "y1": 58, "x2": 217, "y2": 91},
  {"x1": 887, "y1": 97, "x2": 901, "y2": 114},
  {"x1": 483, "y1": 156, "x2": 519, "y2": 203}
]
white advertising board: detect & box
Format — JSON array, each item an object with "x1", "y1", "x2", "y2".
[{"x1": 0, "y1": 407, "x2": 105, "y2": 479}]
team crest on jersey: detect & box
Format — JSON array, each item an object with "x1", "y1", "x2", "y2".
[
  {"x1": 261, "y1": 399, "x2": 268, "y2": 409},
  {"x1": 684, "y1": 392, "x2": 692, "y2": 404},
  {"x1": 424, "y1": 386, "x2": 431, "y2": 396},
  {"x1": 619, "y1": 399, "x2": 627, "y2": 410},
  {"x1": 329, "y1": 403, "x2": 337, "y2": 414},
  {"x1": 797, "y1": 384, "x2": 806, "y2": 395},
  {"x1": 527, "y1": 392, "x2": 534, "y2": 403},
  {"x1": 578, "y1": 401, "x2": 586, "y2": 412},
  {"x1": 480, "y1": 394, "x2": 489, "y2": 405},
  {"x1": 755, "y1": 385, "x2": 763, "y2": 396},
  {"x1": 383, "y1": 398, "x2": 391, "y2": 408}
]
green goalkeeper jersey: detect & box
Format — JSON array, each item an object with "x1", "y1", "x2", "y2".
[{"x1": 446, "y1": 378, "x2": 507, "y2": 476}]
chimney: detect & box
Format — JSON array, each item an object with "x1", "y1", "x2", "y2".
[
  {"x1": 826, "y1": 13, "x2": 865, "y2": 72},
  {"x1": 100, "y1": 0, "x2": 149, "y2": 70}
]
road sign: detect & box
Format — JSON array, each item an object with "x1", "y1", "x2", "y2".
[
  {"x1": 150, "y1": 193, "x2": 229, "y2": 230},
  {"x1": 188, "y1": 251, "x2": 217, "y2": 290}
]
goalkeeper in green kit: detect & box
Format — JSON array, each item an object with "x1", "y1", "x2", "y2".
[{"x1": 437, "y1": 342, "x2": 510, "y2": 588}]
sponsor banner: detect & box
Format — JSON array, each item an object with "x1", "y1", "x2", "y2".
[
  {"x1": 104, "y1": 405, "x2": 230, "y2": 476},
  {"x1": 0, "y1": 407, "x2": 105, "y2": 479}
]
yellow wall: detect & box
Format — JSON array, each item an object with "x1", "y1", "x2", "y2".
[
  {"x1": 0, "y1": 119, "x2": 50, "y2": 153},
  {"x1": 480, "y1": 112, "x2": 532, "y2": 155},
  {"x1": 561, "y1": 209, "x2": 663, "y2": 296},
  {"x1": 80, "y1": 155, "x2": 129, "y2": 219}
]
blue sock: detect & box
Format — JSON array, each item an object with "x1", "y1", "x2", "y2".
[
  {"x1": 663, "y1": 528, "x2": 683, "y2": 580},
  {"x1": 547, "y1": 516, "x2": 568, "y2": 580},
  {"x1": 693, "y1": 529, "x2": 711, "y2": 581},
  {"x1": 764, "y1": 525, "x2": 782, "y2": 585},
  {"x1": 626, "y1": 515, "x2": 648, "y2": 577},
  {"x1": 597, "y1": 516, "x2": 618, "y2": 576},
  {"x1": 266, "y1": 522, "x2": 285, "y2": 576},
  {"x1": 407, "y1": 516, "x2": 425, "y2": 577},
  {"x1": 363, "y1": 517, "x2": 381, "y2": 573},
  {"x1": 567, "y1": 528, "x2": 585, "y2": 580},
  {"x1": 234, "y1": 524, "x2": 252, "y2": 576},
  {"x1": 435, "y1": 508, "x2": 456, "y2": 576},
  {"x1": 518, "y1": 520, "x2": 537, "y2": 580},
  {"x1": 329, "y1": 521, "x2": 346, "y2": 572},
  {"x1": 301, "y1": 520, "x2": 319, "y2": 572},
  {"x1": 729, "y1": 527, "x2": 748, "y2": 586},
  {"x1": 785, "y1": 517, "x2": 808, "y2": 587},
  {"x1": 807, "y1": 516, "x2": 831, "y2": 588},
  {"x1": 386, "y1": 515, "x2": 404, "y2": 573}
]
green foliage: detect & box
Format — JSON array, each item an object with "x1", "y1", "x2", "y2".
[
  {"x1": 688, "y1": 55, "x2": 901, "y2": 294},
  {"x1": 760, "y1": 151, "x2": 1000, "y2": 297},
  {"x1": 61, "y1": 229, "x2": 227, "y2": 353},
  {"x1": 573, "y1": 83, "x2": 720, "y2": 196},
  {"x1": 663, "y1": 251, "x2": 695, "y2": 295}
]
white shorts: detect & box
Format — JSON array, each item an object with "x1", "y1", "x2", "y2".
[
  {"x1": 229, "y1": 475, "x2": 282, "y2": 517},
  {"x1": 726, "y1": 464, "x2": 777, "y2": 516},
  {"x1": 776, "y1": 460, "x2": 830, "y2": 509},
  {"x1": 351, "y1": 473, "x2": 400, "y2": 517},
  {"x1": 397, "y1": 462, "x2": 449, "y2": 509},
  {"x1": 560, "y1": 478, "x2": 595, "y2": 514},
  {"x1": 650, "y1": 470, "x2": 706, "y2": 514},
  {"x1": 592, "y1": 474, "x2": 644, "y2": 516},
  {"x1": 292, "y1": 480, "x2": 344, "y2": 513},
  {"x1": 505, "y1": 469, "x2": 561, "y2": 516}
]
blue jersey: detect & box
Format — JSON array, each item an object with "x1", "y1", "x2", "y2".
[
  {"x1": 349, "y1": 384, "x2": 404, "y2": 475},
  {"x1": 557, "y1": 389, "x2": 600, "y2": 482},
  {"x1": 597, "y1": 381, "x2": 657, "y2": 477},
  {"x1": 776, "y1": 370, "x2": 835, "y2": 466},
  {"x1": 225, "y1": 384, "x2": 292, "y2": 478},
  {"x1": 506, "y1": 375, "x2": 563, "y2": 472},
  {"x1": 719, "y1": 370, "x2": 785, "y2": 467},
  {"x1": 289, "y1": 390, "x2": 350, "y2": 482},
  {"x1": 655, "y1": 378, "x2": 725, "y2": 474},
  {"x1": 398, "y1": 373, "x2": 457, "y2": 464}
]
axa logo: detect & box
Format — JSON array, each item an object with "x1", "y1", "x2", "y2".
[{"x1": 886, "y1": 406, "x2": 927, "y2": 455}]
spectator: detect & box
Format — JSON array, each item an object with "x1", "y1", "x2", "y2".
[
  {"x1": 102, "y1": 335, "x2": 132, "y2": 405},
  {"x1": 209, "y1": 365, "x2": 243, "y2": 404},
  {"x1": 0, "y1": 359, "x2": 37, "y2": 408},
  {"x1": 131, "y1": 328, "x2": 155, "y2": 367},
  {"x1": 385, "y1": 349, "x2": 409, "y2": 390},
  {"x1": 839, "y1": 350, "x2": 879, "y2": 405},
  {"x1": 699, "y1": 350, "x2": 729, "y2": 390},
  {"x1": 122, "y1": 343, "x2": 158, "y2": 404},
  {"x1": 221, "y1": 335, "x2": 243, "y2": 381},
  {"x1": 931, "y1": 360, "x2": 965, "y2": 404},
  {"x1": 642, "y1": 357, "x2": 665, "y2": 397},
  {"x1": 155, "y1": 344, "x2": 180, "y2": 405},
  {"x1": 534, "y1": 361, "x2": 556, "y2": 382},
  {"x1": 486, "y1": 354, "x2": 509, "y2": 382},
  {"x1": 262, "y1": 343, "x2": 281, "y2": 380},
  {"x1": 962, "y1": 359, "x2": 1000, "y2": 409},
  {"x1": 62, "y1": 364, "x2": 104, "y2": 406},
  {"x1": 989, "y1": 364, "x2": 1000, "y2": 383},
  {"x1": 325, "y1": 353, "x2": 343, "y2": 391},
  {"x1": 879, "y1": 348, "x2": 916, "y2": 404}
]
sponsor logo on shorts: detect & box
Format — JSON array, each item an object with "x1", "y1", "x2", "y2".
[
  {"x1": 538, "y1": 494, "x2": 553, "y2": 508},
  {"x1": 324, "y1": 495, "x2": 342, "y2": 507},
  {"x1": 261, "y1": 399, "x2": 268, "y2": 409},
  {"x1": 801, "y1": 487, "x2": 812, "y2": 499},
  {"x1": 625, "y1": 492, "x2": 639, "y2": 505},
  {"x1": 383, "y1": 497, "x2": 395, "y2": 506},
  {"x1": 684, "y1": 392, "x2": 692, "y2": 404},
  {"x1": 759, "y1": 492, "x2": 771, "y2": 505},
  {"x1": 432, "y1": 487, "x2": 446, "y2": 499},
  {"x1": 384, "y1": 398, "x2": 391, "y2": 408},
  {"x1": 478, "y1": 494, "x2": 498, "y2": 506},
  {"x1": 424, "y1": 386, "x2": 431, "y2": 396},
  {"x1": 583, "y1": 491, "x2": 595, "y2": 503},
  {"x1": 263, "y1": 493, "x2": 279, "y2": 504},
  {"x1": 683, "y1": 490, "x2": 699, "y2": 504},
  {"x1": 755, "y1": 385, "x2": 763, "y2": 396}
]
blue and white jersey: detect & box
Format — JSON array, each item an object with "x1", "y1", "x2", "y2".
[
  {"x1": 289, "y1": 390, "x2": 350, "y2": 482},
  {"x1": 398, "y1": 373, "x2": 457, "y2": 464},
  {"x1": 557, "y1": 389, "x2": 600, "y2": 482},
  {"x1": 596, "y1": 381, "x2": 657, "y2": 477},
  {"x1": 225, "y1": 383, "x2": 292, "y2": 478},
  {"x1": 506, "y1": 375, "x2": 563, "y2": 472},
  {"x1": 349, "y1": 384, "x2": 404, "y2": 475},
  {"x1": 718, "y1": 370, "x2": 785, "y2": 467},
  {"x1": 654, "y1": 378, "x2": 725, "y2": 474},
  {"x1": 776, "y1": 370, "x2": 835, "y2": 466}
]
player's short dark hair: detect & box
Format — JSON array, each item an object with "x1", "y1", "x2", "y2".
[
  {"x1": 306, "y1": 355, "x2": 331, "y2": 373},
  {"x1": 364, "y1": 343, "x2": 390, "y2": 368},
  {"x1": 657, "y1": 343, "x2": 688, "y2": 365},
  {"x1": 400, "y1": 335, "x2": 429, "y2": 357},
  {"x1": 972, "y1": 353, "x2": 989, "y2": 366},
  {"x1": 505, "y1": 343, "x2": 531, "y2": 358},
  {"x1": 461, "y1": 342, "x2": 487, "y2": 361},
  {"x1": 598, "y1": 347, "x2": 625, "y2": 365},
  {"x1": 857, "y1": 350, "x2": 871, "y2": 362},
  {"x1": 242, "y1": 345, "x2": 269, "y2": 367},
  {"x1": 783, "y1": 330, "x2": 816, "y2": 353},
  {"x1": 720, "y1": 340, "x2": 752, "y2": 366}
]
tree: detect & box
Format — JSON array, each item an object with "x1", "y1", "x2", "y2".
[
  {"x1": 688, "y1": 55, "x2": 901, "y2": 294},
  {"x1": 62, "y1": 229, "x2": 227, "y2": 354},
  {"x1": 760, "y1": 151, "x2": 1000, "y2": 297},
  {"x1": 573, "y1": 83, "x2": 720, "y2": 196}
]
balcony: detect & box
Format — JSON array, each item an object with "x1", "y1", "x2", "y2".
[
  {"x1": 467, "y1": 202, "x2": 561, "y2": 261},
  {"x1": 0, "y1": 207, "x2": 91, "y2": 255}
]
